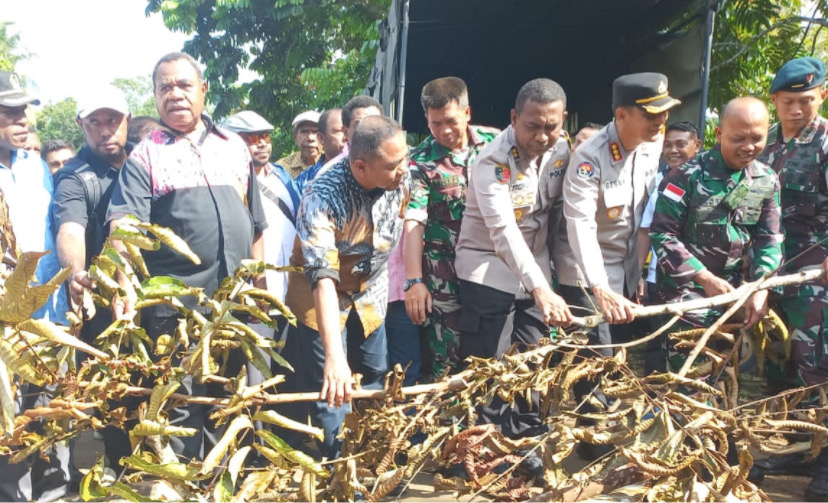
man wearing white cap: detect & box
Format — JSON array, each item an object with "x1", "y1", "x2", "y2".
[
  {"x1": 0, "y1": 70, "x2": 70, "y2": 501},
  {"x1": 53, "y1": 85, "x2": 131, "y2": 315},
  {"x1": 51, "y1": 84, "x2": 132, "y2": 472},
  {"x1": 277, "y1": 110, "x2": 321, "y2": 178}
]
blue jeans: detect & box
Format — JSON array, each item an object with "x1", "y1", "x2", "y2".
[
  {"x1": 276, "y1": 310, "x2": 387, "y2": 459},
  {"x1": 385, "y1": 300, "x2": 421, "y2": 386}
]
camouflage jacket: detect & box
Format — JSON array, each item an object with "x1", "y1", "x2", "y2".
[
  {"x1": 757, "y1": 116, "x2": 828, "y2": 270},
  {"x1": 650, "y1": 147, "x2": 783, "y2": 291},
  {"x1": 404, "y1": 125, "x2": 499, "y2": 256}
]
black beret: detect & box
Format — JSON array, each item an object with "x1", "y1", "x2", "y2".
[{"x1": 612, "y1": 72, "x2": 680, "y2": 114}]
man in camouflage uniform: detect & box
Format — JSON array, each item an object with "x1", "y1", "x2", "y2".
[
  {"x1": 752, "y1": 57, "x2": 828, "y2": 501},
  {"x1": 401, "y1": 77, "x2": 498, "y2": 380},
  {"x1": 650, "y1": 97, "x2": 782, "y2": 372}
]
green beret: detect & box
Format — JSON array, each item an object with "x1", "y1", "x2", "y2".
[{"x1": 770, "y1": 57, "x2": 826, "y2": 94}]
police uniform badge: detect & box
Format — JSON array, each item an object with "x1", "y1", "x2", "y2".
[
  {"x1": 576, "y1": 162, "x2": 595, "y2": 179},
  {"x1": 606, "y1": 206, "x2": 622, "y2": 219},
  {"x1": 554, "y1": 159, "x2": 564, "y2": 168},
  {"x1": 8, "y1": 73, "x2": 20, "y2": 89},
  {"x1": 494, "y1": 163, "x2": 511, "y2": 184},
  {"x1": 510, "y1": 147, "x2": 520, "y2": 160},
  {"x1": 514, "y1": 208, "x2": 524, "y2": 220},
  {"x1": 610, "y1": 143, "x2": 622, "y2": 162},
  {"x1": 658, "y1": 80, "x2": 667, "y2": 94}
]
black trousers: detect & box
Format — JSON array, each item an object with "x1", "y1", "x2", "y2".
[
  {"x1": 458, "y1": 280, "x2": 549, "y2": 438},
  {"x1": 103, "y1": 315, "x2": 246, "y2": 468}
]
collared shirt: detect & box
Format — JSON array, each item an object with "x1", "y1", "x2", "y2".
[
  {"x1": 258, "y1": 162, "x2": 298, "y2": 302},
  {"x1": 757, "y1": 116, "x2": 828, "y2": 270},
  {"x1": 276, "y1": 151, "x2": 316, "y2": 178},
  {"x1": 456, "y1": 126, "x2": 570, "y2": 296},
  {"x1": 0, "y1": 149, "x2": 68, "y2": 324},
  {"x1": 650, "y1": 148, "x2": 782, "y2": 291},
  {"x1": 51, "y1": 145, "x2": 120, "y2": 263},
  {"x1": 553, "y1": 121, "x2": 659, "y2": 295},
  {"x1": 107, "y1": 116, "x2": 267, "y2": 313},
  {"x1": 294, "y1": 155, "x2": 326, "y2": 196},
  {"x1": 285, "y1": 158, "x2": 410, "y2": 336}
]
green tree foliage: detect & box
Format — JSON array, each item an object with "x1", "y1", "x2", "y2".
[
  {"x1": 0, "y1": 22, "x2": 30, "y2": 72},
  {"x1": 112, "y1": 75, "x2": 158, "y2": 118},
  {"x1": 35, "y1": 98, "x2": 85, "y2": 150},
  {"x1": 145, "y1": 0, "x2": 390, "y2": 157},
  {"x1": 709, "y1": 0, "x2": 828, "y2": 118}
]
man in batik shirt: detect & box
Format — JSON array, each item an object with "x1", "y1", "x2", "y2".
[
  {"x1": 400, "y1": 77, "x2": 498, "y2": 380},
  {"x1": 277, "y1": 116, "x2": 410, "y2": 459}
]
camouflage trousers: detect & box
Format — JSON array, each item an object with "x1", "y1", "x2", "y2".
[
  {"x1": 422, "y1": 249, "x2": 462, "y2": 380},
  {"x1": 659, "y1": 286, "x2": 731, "y2": 376},
  {"x1": 775, "y1": 282, "x2": 828, "y2": 387}
]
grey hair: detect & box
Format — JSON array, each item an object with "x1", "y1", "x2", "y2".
[
  {"x1": 515, "y1": 78, "x2": 566, "y2": 113},
  {"x1": 349, "y1": 115, "x2": 403, "y2": 162}
]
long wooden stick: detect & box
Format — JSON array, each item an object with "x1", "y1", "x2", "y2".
[{"x1": 570, "y1": 268, "x2": 824, "y2": 328}]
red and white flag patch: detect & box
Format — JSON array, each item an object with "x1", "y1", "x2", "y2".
[{"x1": 663, "y1": 183, "x2": 685, "y2": 203}]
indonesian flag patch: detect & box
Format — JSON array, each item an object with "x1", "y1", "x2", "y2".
[{"x1": 663, "y1": 183, "x2": 685, "y2": 203}]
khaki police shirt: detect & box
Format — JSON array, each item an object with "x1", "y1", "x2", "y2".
[
  {"x1": 552, "y1": 122, "x2": 659, "y2": 295},
  {"x1": 456, "y1": 125, "x2": 570, "y2": 297}
]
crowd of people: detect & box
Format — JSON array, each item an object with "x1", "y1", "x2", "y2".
[{"x1": 2, "y1": 50, "x2": 828, "y2": 501}]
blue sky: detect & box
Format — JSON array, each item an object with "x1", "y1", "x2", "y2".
[{"x1": 2, "y1": 0, "x2": 189, "y2": 105}]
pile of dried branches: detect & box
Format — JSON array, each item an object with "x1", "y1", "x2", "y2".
[{"x1": 1, "y1": 212, "x2": 826, "y2": 502}]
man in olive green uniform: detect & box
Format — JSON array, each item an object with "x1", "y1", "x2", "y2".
[
  {"x1": 401, "y1": 77, "x2": 499, "y2": 380},
  {"x1": 650, "y1": 97, "x2": 781, "y2": 372},
  {"x1": 751, "y1": 56, "x2": 828, "y2": 501},
  {"x1": 455, "y1": 78, "x2": 572, "y2": 438}
]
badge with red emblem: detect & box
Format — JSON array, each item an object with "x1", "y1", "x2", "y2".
[{"x1": 495, "y1": 163, "x2": 511, "y2": 184}]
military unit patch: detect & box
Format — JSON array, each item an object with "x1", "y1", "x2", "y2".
[
  {"x1": 610, "y1": 142, "x2": 622, "y2": 162},
  {"x1": 576, "y1": 162, "x2": 595, "y2": 179},
  {"x1": 494, "y1": 163, "x2": 511, "y2": 184},
  {"x1": 606, "y1": 206, "x2": 622, "y2": 219}
]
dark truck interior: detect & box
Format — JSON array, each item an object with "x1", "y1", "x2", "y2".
[{"x1": 367, "y1": 0, "x2": 710, "y2": 135}]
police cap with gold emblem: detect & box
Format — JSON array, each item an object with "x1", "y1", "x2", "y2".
[
  {"x1": 0, "y1": 72, "x2": 40, "y2": 108},
  {"x1": 770, "y1": 57, "x2": 826, "y2": 94},
  {"x1": 612, "y1": 72, "x2": 680, "y2": 114}
]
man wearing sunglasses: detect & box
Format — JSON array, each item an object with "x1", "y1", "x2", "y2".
[{"x1": 223, "y1": 110, "x2": 300, "y2": 303}]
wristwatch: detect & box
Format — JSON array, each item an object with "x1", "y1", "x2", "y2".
[{"x1": 403, "y1": 278, "x2": 424, "y2": 292}]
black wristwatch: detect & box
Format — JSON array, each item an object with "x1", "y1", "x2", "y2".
[{"x1": 403, "y1": 278, "x2": 424, "y2": 292}]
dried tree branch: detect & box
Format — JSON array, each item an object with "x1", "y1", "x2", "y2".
[{"x1": 571, "y1": 268, "x2": 824, "y2": 328}]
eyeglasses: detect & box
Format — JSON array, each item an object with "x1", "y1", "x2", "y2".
[{"x1": 243, "y1": 132, "x2": 271, "y2": 144}]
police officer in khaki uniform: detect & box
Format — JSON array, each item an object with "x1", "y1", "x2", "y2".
[
  {"x1": 553, "y1": 73, "x2": 681, "y2": 341},
  {"x1": 551, "y1": 73, "x2": 680, "y2": 459},
  {"x1": 455, "y1": 78, "x2": 571, "y2": 438}
]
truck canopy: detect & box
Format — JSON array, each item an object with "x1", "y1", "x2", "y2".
[{"x1": 366, "y1": 0, "x2": 710, "y2": 134}]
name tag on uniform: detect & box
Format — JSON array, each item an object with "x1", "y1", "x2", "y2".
[
  {"x1": 604, "y1": 179, "x2": 627, "y2": 189},
  {"x1": 510, "y1": 182, "x2": 537, "y2": 209},
  {"x1": 433, "y1": 175, "x2": 461, "y2": 189}
]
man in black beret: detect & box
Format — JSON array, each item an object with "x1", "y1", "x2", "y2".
[{"x1": 751, "y1": 56, "x2": 828, "y2": 501}]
